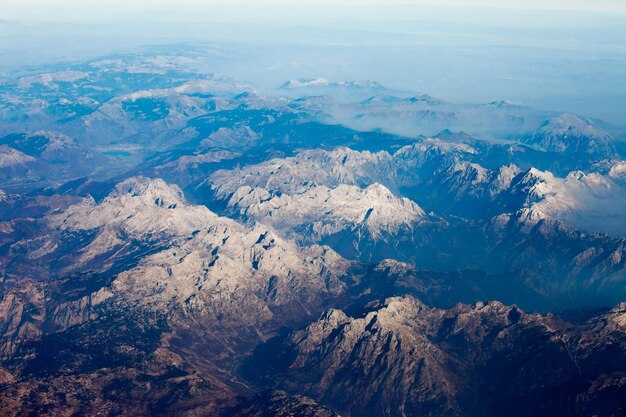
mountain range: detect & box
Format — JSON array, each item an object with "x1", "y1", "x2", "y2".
[{"x1": 0, "y1": 47, "x2": 625, "y2": 416}]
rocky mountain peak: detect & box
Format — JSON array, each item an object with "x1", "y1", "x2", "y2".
[
  {"x1": 48, "y1": 176, "x2": 216, "y2": 239},
  {"x1": 107, "y1": 176, "x2": 187, "y2": 207},
  {"x1": 522, "y1": 113, "x2": 615, "y2": 156}
]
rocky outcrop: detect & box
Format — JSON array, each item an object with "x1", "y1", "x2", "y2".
[{"x1": 224, "y1": 390, "x2": 340, "y2": 417}]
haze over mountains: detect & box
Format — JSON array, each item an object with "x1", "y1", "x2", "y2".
[{"x1": 0, "y1": 42, "x2": 625, "y2": 416}]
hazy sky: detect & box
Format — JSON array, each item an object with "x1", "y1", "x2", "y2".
[
  {"x1": 1, "y1": 0, "x2": 625, "y2": 9},
  {"x1": 2, "y1": 0, "x2": 626, "y2": 13}
]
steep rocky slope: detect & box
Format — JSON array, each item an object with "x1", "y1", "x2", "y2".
[{"x1": 245, "y1": 295, "x2": 626, "y2": 417}]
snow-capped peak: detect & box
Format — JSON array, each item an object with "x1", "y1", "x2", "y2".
[
  {"x1": 506, "y1": 168, "x2": 626, "y2": 235},
  {"x1": 280, "y1": 78, "x2": 330, "y2": 89},
  {"x1": 522, "y1": 113, "x2": 615, "y2": 156},
  {"x1": 541, "y1": 113, "x2": 603, "y2": 134}
]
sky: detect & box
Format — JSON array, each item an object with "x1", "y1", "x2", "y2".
[
  {"x1": 2, "y1": 0, "x2": 626, "y2": 12},
  {"x1": 3, "y1": 0, "x2": 626, "y2": 18}
]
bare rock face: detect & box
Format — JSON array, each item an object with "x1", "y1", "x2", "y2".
[
  {"x1": 207, "y1": 146, "x2": 397, "y2": 198},
  {"x1": 224, "y1": 390, "x2": 340, "y2": 417},
  {"x1": 0, "y1": 280, "x2": 46, "y2": 359},
  {"x1": 70, "y1": 178, "x2": 353, "y2": 347},
  {"x1": 225, "y1": 182, "x2": 431, "y2": 243},
  {"x1": 244, "y1": 296, "x2": 626, "y2": 417}
]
